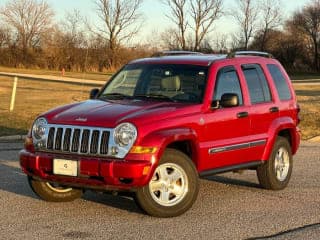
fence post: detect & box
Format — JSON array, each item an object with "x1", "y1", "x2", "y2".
[{"x1": 10, "y1": 76, "x2": 18, "y2": 112}]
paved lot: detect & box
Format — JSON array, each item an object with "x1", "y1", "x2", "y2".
[{"x1": 0, "y1": 141, "x2": 319, "y2": 240}]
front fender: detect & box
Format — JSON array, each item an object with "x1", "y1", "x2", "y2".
[{"x1": 126, "y1": 127, "x2": 199, "y2": 184}]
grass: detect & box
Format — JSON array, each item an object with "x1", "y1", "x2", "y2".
[
  {"x1": 0, "y1": 76, "x2": 92, "y2": 136},
  {"x1": 289, "y1": 72, "x2": 320, "y2": 80},
  {"x1": 294, "y1": 84, "x2": 320, "y2": 140},
  {"x1": 0, "y1": 66, "x2": 113, "y2": 81},
  {"x1": 0, "y1": 76, "x2": 319, "y2": 140}
]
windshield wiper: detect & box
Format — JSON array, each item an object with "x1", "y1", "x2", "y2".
[
  {"x1": 99, "y1": 93, "x2": 133, "y2": 100},
  {"x1": 134, "y1": 94, "x2": 174, "y2": 102}
]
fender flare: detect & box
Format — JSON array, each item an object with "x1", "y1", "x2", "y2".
[{"x1": 262, "y1": 117, "x2": 299, "y2": 160}]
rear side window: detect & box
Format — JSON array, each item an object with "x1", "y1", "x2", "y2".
[
  {"x1": 242, "y1": 64, "x2": 271, "y2": 104},
  {"x1": 214, "y1": 66, "x2": 243, "y2": 105},
  {"x1": 267, "y1": 64, "x2": 292, "y2": 100}
]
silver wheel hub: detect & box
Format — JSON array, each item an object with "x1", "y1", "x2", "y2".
[
  {"x1": 149, "y1": 163, "x2": 188, "y2": 207},
  {"x1": 274, "y1": 147, "x2": 290, "y2": 182}
]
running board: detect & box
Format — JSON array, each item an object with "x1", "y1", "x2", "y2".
[{"x1": 199, "y1": 161, "x2": 263, "y2": 177}]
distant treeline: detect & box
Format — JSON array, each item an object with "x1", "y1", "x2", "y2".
[{"x1": 0, "y1": 0, "x2": 319, "y2": 72}]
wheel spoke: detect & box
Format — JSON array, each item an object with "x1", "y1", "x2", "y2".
[
  {"x1": 170, "y1": 185, "x2": 183, "y2": 197},
  {"x1": 159, "y1": 167, "x2": 169, "y2": 179},
  {"x1": 168, "y1": 169, "x2": 182, "y2": 182},
  {"x1": 160, "y1": 190, "x2": 170, "y2": 202},
  {"x1": 150, "y1": 181, "x2": 163, "y2": 192}
]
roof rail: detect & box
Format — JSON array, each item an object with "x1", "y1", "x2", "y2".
[
  {"x1": 151, "y1": 50, "x2": 203, "y2": 57},
  {"x1": 227, "y1": 51, "x2": 274, "y2": 59}
]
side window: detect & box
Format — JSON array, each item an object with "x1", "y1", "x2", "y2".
[
  {"x1": 267, "y1": 64, "x2": 292, "y2": 100},
  {"x1": 242, "y1": 64, "x2": 271, "y2": 104},
  {"x1": 214, "y1": 67, "x2": 243, "y2": 105}
]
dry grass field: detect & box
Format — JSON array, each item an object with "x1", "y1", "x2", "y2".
[
  {"x1": 0, "y1": 76, "x2": 319, "y2": 140},
  {"x1": 0, "y1": 66, "x2": 112, "y2": 82},
  {"x1": 294, "y1": 84, "x2": 320, "y2": 139},
  {"x1": 0, "y1": 76, "x2": 93, "y2": 136}
]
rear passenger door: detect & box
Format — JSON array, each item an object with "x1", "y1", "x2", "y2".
[{"x1": 241, "y1": 64, "x2": 279, "y2": 160}]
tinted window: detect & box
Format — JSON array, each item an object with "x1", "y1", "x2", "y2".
[
  {"x1": 267, "y1": 64, "x2": 292, "y2": 100},
  {"x1": 242, "y1": 64, "x2": 271, "y2": 104},
  {"x1": 214, "y1": 67, "x2": 243, "y2": 105}
]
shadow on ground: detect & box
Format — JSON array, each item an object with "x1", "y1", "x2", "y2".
[
  {"x1": 0, "y1": 159, "x2": 142, "y2": 214},
  {"x1": 204, "y1": 175, "x2": 261, "y2": 189}
]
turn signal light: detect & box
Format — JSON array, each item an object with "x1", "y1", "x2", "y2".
[{"x1": 130, "y1": 146, "x2": 158, "y2": 154}]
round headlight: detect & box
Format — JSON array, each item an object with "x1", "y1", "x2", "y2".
[
  {"x1": 32, "y1": 117, "x2": 48, "y2": 140},
  {"x1": 114, "y1": 123, "x2": 137, "y2": 147}
]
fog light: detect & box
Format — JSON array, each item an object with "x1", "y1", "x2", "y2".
[{"x1": 111, "y1": 146, "x2": 119, "y2": 155}]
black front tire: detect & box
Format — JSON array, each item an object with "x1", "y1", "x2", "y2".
[
  {"x1": 257, "y1": 137, "x2": 293, "y2": 190},
  {"x1": 135, "y1": 149, "x2": 199, "y2": 218},
  {"x1": 28, "y1": 177, "x2": 83, "y2": 202}
]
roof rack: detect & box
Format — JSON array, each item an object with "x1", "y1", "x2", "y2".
[
  {"x1": 151, "y1": 50, "x2": 203, "y2": 57},
  {"x1": 227, "y1": 51, "x2": 274, "y2": 59}
]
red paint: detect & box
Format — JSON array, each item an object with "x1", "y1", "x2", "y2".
[{"x1": 20, "y1": 54, "x2": 300, "y2": 190}]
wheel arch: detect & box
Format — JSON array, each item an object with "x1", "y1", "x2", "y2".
[
  {"x1": 134, "y1": 127, "x2": 200, "y2": 174},
  {"x1": 262, "y1": 117, "x2": 300, "y2": 161}
]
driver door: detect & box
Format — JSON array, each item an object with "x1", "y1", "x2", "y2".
[{"x1": 200, "y1": 66, "x2": 251, "y2": 171}]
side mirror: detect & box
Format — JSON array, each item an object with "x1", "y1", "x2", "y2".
[
  {"x1": 220, "y1": 93, "x2": 239, "y2": 108},
  {"x1": 90, "y1": 88, "x2": 100, "y2": 99}
]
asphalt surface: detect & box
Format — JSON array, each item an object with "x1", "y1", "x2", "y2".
[{"x1": 0, "y1": 141, "x2": 319, "y2": 240}]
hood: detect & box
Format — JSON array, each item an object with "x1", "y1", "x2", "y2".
[{"x1": 43, "y1": 99, "x2": 192, "y2": 128}]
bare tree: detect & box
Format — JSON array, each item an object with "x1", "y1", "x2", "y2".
[
  {"x1": 0, "y1": 27, "x2": 11, "y2": 48},
  {"x1": 213, "y1": 33, "x2": 228, "y2": 53},
  {"x1": 190, "y1": 0, "x2": 223, "y2": 51},
  {"x1": 94, "y1": 0, "x2": 143, "y2": 51},
  {"x1": 258, "y1": 0, "x2": 282, "y2": 51},
  {"x1": 0, "y1": 0, "x2": 54, "y2": 50},
  {"x1": 232, "y1": 0, "x2": 259, "y2": 50},
  {"x1": 292, "y1": 0, "x2": 320, "y2": 70},
  {"x1": 162, "y1": 0, "x2": 188, "y2": 50}
]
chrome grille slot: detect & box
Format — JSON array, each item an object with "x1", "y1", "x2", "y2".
[
  {"x1": 45, "y1": 125, "x2": 110, "y2": 156},
  {"x1": 47, "y1": 128, "x2": 55, "y2": 150},
  {"x1": 63, "y1": 128, "x2": 72, "y2": 151},
  {"x1": 55, "y1": 128, "x2": 63, "y2": 150},
  {"x1": 90, "y1": 130, "x2": 100, "y2": 154},
  {"x1": 80, "y1": 129, "x2": 90, "y2": 153},
  {"x1": 100, "y1": 131, "x2": 110, "y2": 154},
  {"x1": 71, "y1": 129, "x2": 81, "y2": 152}
]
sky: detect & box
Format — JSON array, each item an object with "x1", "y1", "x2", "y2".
[{"x1": 6, "y1": 0, "x2": 312, "y2": 44}]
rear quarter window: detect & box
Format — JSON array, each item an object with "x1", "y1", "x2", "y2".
[{"x1": 267, "y1": 64, "x2": 292, "y2": 100}]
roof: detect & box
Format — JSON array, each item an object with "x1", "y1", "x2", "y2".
[
  {"x1": 128, "y1": 51, "x2": 277, "y2": 67},
  {"x1": 129, "y1": 54, "x2": 227, "y2": 66}
]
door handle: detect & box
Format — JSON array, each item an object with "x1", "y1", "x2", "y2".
[
  {"x1": 269, "y1": 107, "x2": 279, "y2": 113},
  {"x1": 237, "y1": 112, "x2": 249, "y2": 118}
]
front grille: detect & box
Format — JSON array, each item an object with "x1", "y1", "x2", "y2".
[{"x1": 46, "y1": 126, "x2": 110, "y2": 156}]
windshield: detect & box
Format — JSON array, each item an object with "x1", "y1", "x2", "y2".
[{"x1": 99, "y1": 64, "x2": 209, "y2": 103}]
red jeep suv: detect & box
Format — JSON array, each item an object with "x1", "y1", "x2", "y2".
[{"x1": 20, "y1": 51, "x2": 300, "y2": 217}]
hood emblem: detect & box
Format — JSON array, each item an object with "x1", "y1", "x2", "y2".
[{"x1": 75, "y1": 117, "x2": 88, "y2": 122}]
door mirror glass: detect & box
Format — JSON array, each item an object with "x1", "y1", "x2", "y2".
[{"x1": 220, "y1": 93, "x2": 239, "y2": 108}]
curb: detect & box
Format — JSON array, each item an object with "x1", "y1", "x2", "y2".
[{"x1": 0, "y1": 135, "x2": 27, "y2": 141}]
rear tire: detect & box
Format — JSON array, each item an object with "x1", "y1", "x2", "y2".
[
  {"x1": 257, "y1": 137, "x2": 293, "y2": 190},
  {"x1": 135, "y1": 149, "x2": 199, "y2": 217},
  {"x1": 28, "y1": 177, "x2": 83, "y2": 202}
]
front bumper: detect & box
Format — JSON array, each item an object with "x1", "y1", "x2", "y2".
[{"x1": 19, "y1": 150, "x2": 152, "y2": 191}]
